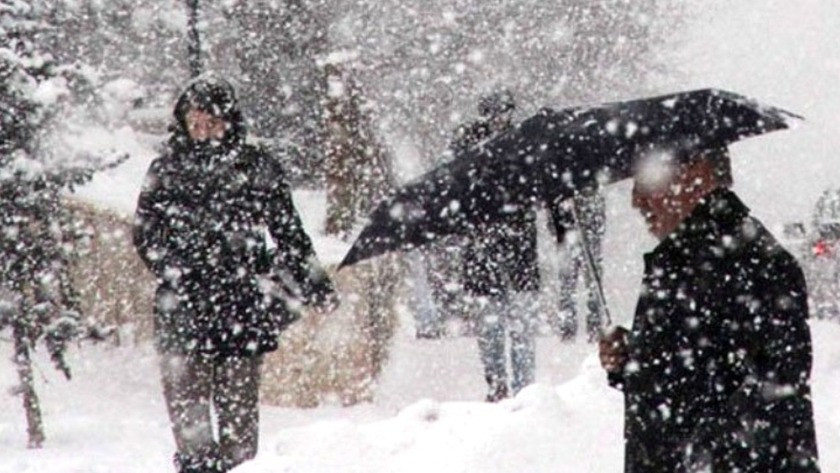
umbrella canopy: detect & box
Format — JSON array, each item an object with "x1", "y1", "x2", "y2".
[{"x1": 339, "y1": 88, "x2": 799, "y2": 269}]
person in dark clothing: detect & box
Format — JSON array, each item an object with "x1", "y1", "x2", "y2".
[
  {"x1": 133, "y1": 76, "x2": 335, "y2": 473},
  {"x1": 449, "y1": 89, "x2": 516, "y2": 156},
  {"x1": 548, "y1": 189, "x2": 606, "y2": 341},
  {"x1": 453, "y1": 90, "x2": 542, "y2": 402},
  {"x1": 599, "y1": 145, "x2": 820, "y2": 472},
  {"x1": 465, "y1": 210, "x2": 540, "y2": 402}
]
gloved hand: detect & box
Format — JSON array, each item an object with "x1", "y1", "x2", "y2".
[{"x1": 309, "y1": 288, "x2": 340, "y2": 314}]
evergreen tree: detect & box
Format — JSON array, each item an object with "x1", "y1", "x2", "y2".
[
  {"x1": 219, "y1": 0, "x2": 330, "y2": 184},
  {"x1": 0, "y1": 0, "x2": 121, "y2": 448},
  {"x1": 326, "y1": 0, "x2": 685, "y2": 167},
  {"x1": 41, "y1": 0, "x2": 189, "y2": 118}
]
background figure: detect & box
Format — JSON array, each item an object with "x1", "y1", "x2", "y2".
[
  {"x1": 408, "y1": 252, "x2": 443, "y2": 339},
  {"x1": 423, "y1": 237, "x2": 468, "y2": 335},
  {"x1": 467, "y1": 215, "x2": 540, "y2": 402},
  {"x1": 549, "y1": 191, "x2": 607, "y2": 341},
  {"x1": 453, "y1": 90, "x2": 541, "y2": 402},
  {"x1": 133, "y1": 76, "x2": 335, "y2": 473}
]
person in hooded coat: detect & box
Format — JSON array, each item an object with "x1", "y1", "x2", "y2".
[
  {"x1": 599, "y1": 145, "x2": 820, "y2": 472},
  {"x1": 451, "y1": 90, "x2": 542, "y2": 402},
  {"x1": 133, "y1": 76, "x2": 336, "y2": 473}
]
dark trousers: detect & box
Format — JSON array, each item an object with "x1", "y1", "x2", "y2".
[
  {"x1": 557, "y1": 229, "x2": 603, "y2": 340},
  {"x1": 160, "y1": 353, "x2": 262, "y2": 473},
  {"x1": 476, "y1": 293, "x2": 537, "y2": 395}
]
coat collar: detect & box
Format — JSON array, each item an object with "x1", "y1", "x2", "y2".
[{"x1": 644, "y1": 188, "x2": 750, "y2": 270}]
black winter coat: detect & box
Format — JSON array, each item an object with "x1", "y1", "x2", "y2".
[
  {"x1": 610, "y1": 189, "x2": 819, "y2": 472},
  {"x1": 462, "y1": 211, "x2": 540, "y2": 297},
  {"x1": 451, "y1": 120, "x2": 541, "y2": 297},
  {"x1": 134, "y1": 137, "x2": 333, "y2": 358}
]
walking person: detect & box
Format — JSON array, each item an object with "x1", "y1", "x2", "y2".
[
  {"x1": 549, "y1": 190, "x2": 606, "y2": 341},
  {"x1": 599, "y1": 144, "x2": 820, "y2": 472},
  {"x1": 453, "y1": 90, "x2": 541, "y2": 402},
  {"x1": 133, "y1": 76, "x2": 336, "y2": 473}
]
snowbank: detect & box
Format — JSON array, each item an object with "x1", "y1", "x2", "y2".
[{"x1": 1, "y1": 321, "x2": 838, "y2": 473}]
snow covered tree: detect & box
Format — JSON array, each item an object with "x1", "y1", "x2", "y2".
[
  {"x1": 320, "y1": 61, "x2": 399, "y2": 379},
  {"x1": 322, "y1": 61, "x2": 393, "y2": 238},
  {"x1": 219, "y1": 0, "x2": 329, "y2": 184},
  {"x1": 325, "y1": 0, "x2": 685, "y2": 167},
  {"x1": 0, "y1": 0, "x2": 121, "y2": 448},
  {"x1": 38, "y1": 0, "x2": 189, "y2": 124}
]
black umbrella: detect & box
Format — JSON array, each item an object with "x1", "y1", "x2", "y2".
[{"x1": 339, "y1": 88, "x2": 799, "y2": 270}]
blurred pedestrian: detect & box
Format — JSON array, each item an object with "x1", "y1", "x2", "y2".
[
  {"x1": 549, "y1": 189, "x2": 606, "y2": 341},
  {"x1": 453, "y1": 90, "x2": 541, "y2": 402}
]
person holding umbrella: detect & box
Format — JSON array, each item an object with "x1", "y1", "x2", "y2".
[
  {"x1": 338, "y1": 90, "x2": 819, "y2": 468},
  {"x1": 599, "y1": 144, "x2": 820, "y2": 472},
  {"x1": 449, "y1": 90, "x2": 542, "y2": 402},
  {"x1": 133, "y1": 76, "x2": 336, "y2": 473}
]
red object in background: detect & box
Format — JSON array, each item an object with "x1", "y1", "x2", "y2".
[{"x1": 813, "y1": 240, "x2": 832, "y2": 257}]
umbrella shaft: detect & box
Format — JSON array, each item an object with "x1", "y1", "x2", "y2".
[{"x1": 570, "y1": 197, "x2": 612, "y2": 330}]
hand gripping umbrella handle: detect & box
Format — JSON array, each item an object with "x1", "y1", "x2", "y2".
[{"x1": 569, "y1": 196, "x2": 612, "y2": 331}]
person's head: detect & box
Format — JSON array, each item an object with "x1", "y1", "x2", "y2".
[
  {"x1": 631, "y1": 145, "x2": 732, "y2": 239},
  {"x1": 172, "y1": 75, "x2": 244, "y2": 147},
  {"x1": 478, "y1": 89, "x2": 515, "y2": 132}
]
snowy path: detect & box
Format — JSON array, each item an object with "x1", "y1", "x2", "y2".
[{"x1": 2, "y1": 320, "x2": 839, "y2": 473}]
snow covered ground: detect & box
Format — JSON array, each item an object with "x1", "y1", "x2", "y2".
[{"x1": 1, "y1": 319, "x2": 839, "y2": 473}]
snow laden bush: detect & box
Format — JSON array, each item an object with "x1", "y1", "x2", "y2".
[{"x1": 0, "y1": 0, "x2": 125, "y2": 448}]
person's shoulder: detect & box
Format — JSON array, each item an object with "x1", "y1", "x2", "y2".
[
  {"x1": 736, "y1": 214, "x2": 804, "y2": 281},
  {"x1": 145, "y1": 147, "x2": 177, "y2": 181},
  {"x1": 149, "y1": 135, "x2": 188, "y2": 171},
  {"x1": 451, "y1": 120, "x2": 490, "y2": 150},
  {"x1": 240, "y1": 141, "x2": 289, "y2": 186},
  {"x1": 138, "y1": 152, "x2": 175, "y2": 198}
]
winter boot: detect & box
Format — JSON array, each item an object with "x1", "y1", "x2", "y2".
[
  {"x1": 484, "y1": 379, "x2": 509, "y2": 402},
  {"x1": 174, "y1": 452, "x2": 228, "y2": 473}
]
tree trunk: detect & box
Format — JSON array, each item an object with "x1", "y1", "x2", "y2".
[
  {"x1": 365, "y1": 256, "x2": 401, "y2": 374},
  {"x1": 185, "y1": 0, "x2": 202, "y2": 78},
  {"x1": 323, "y1": 64, "x2": 358, "y2": 237},
  {"x1": 12, "y1": 321, "x2": 45, "y2": 448},
  {"x1": 322, "y1": 64, "x2": 394, "y2": 238}
]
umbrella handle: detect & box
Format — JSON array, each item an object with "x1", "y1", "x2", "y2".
[{"x1": 569, "y1": 196, "x2": 612, "y2": 332}]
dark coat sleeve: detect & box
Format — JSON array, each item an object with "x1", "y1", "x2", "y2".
[
  {"x1": 710, "y1": 248, "x2": 813, "y2": 412},
  {"x1": 133, "y1": 157, "x2": 173, "y2": 277},
  {"x1": 259, "y1": 154, "x2": 335, "y2": 307}
]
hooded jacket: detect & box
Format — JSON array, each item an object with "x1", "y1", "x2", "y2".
[{"x1": 133, "y1": 77, "x2": 334, "y2": 357}]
